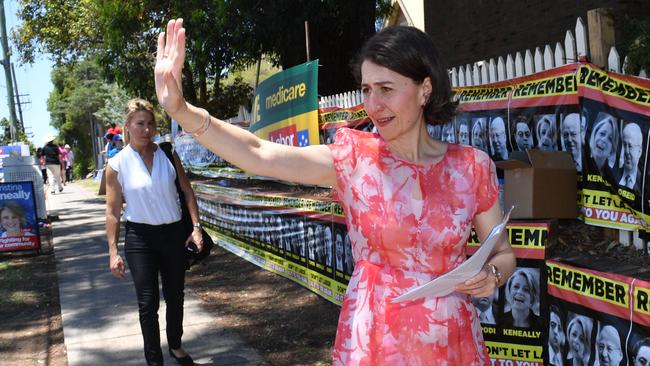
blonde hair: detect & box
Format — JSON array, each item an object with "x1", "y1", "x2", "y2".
[{"x1": 123, "y1": 98, "x2": 156, "y2": 144}]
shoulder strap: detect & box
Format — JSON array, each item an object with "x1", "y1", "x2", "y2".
[{"x1": 159, "y1": 142, "x2": 183, "y2": 196}]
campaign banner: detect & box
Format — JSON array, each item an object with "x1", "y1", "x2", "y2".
[
  {"x1": 250, "y1": 61, "x2": 320, "y2": 147},
  {"x1": 546, "y1": 260, "x2": 637, "y2": 366},
  {"x1": 577, "y1": 64, "x2": 650, "y2": 232},
  {"x1": 468, "y1": 221, "x2": 549, "y2": 365},
  {"x1": 0, "y1": 181, "x2": 40, "y2": 252},
  {"x1": 318, "y1": 104, "x2": 374, "y2": 144}
]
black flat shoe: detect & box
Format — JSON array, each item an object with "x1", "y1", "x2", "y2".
[{"x1": 169, "y1": 348, "x2": 194, "y2": 366}]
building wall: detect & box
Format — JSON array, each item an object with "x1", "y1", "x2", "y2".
[{"x1": 424, "y1": 0, "x2": 650, "y2": 70}]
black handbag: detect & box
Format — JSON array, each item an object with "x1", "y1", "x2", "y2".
[{"x1": 160, "y1": 142, "x2": 214, "y2": 269}]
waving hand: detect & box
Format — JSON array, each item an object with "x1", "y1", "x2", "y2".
[{"x1": 154, "y1": 19, "x2": 187, "y2": 115}]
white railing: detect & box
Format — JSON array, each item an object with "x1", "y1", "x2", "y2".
[{"x1": 449, "y1": 17, "x2": 647, "y2": 87}]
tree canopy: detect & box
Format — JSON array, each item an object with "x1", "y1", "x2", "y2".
[{"x1": 14, "y1": 0, "x2": 391, "y2": 104}]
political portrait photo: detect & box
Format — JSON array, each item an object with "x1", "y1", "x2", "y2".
[
  {"x1": 472, "y1": 288, "x2": 499, "y2": 325},
  {"x1": 488, "y1": 115, "x2": 509, "y2": 160},
  {"x1": 547, "y1": 304, "x2": 567, "y2": 365},
  {"x1": 560, "y1": 112, "x2": 586, "y2": 173},
  {"x1": 588, "y1": 111, "x2": 620, "y2": 173},
  {"x1": 455, "y1": 117, "x2": 471, "y2": 145},
  {"x1": 0, "y1": 182, "x2": 40, "y2": 251},
  {"x1": 440, "y1": 122, "x2": 456, "y2": 144},
  {"x1": 471, "y1": 117, "x2": 488, "y2": 152},
  {"x1": 565, "y1": 313, "x2": 594, "y2": 366},
  {"x1": 628, "y1": 324, "x2": 650, "y2": 366},
  {"x1": 594, "y1": 321, "x2": 626, "y2": 366},
  {"x1": 426, "y1": 123, "x2": 441, "y2": 140},
  {"x1": 511, "y1": 114, "x2": 533, "y2": 151},
  {"x1": 321, "y1": 127, "x2": 338, "y2": 145},
  {"x1": 534, "y1": 113, "x2": 558, "y2": 151},
  {"x1": 617, "y1": 121, "x2": 644, "y2": 194},
  {"x1": 333, "y1": 223, "x2": 348, "y2": 280},
  {"x1": 502, "y1": 267, "x2": 540, "y2": 329}
]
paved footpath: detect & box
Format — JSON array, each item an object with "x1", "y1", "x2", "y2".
[{"x1": 47, "y1": 182, "x2": 265, "y2": 365}]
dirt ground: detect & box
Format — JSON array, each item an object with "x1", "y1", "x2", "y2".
[
  {"x1": 0, "y1": 247, "x2": 68, "y2": 366},
  {"x1": 185, "y1": 245, "x2": 340, "y2": 366}
]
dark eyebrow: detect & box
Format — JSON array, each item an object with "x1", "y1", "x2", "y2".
[{"x1": 360, "y1": 81, "x2": 394, "y2": 88}]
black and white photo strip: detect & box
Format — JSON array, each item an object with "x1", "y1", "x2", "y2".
[
  {"x1": 196, "y1": 197, "x2": 356, "y2": 280},
  {"x1": 582, "y1": 98, "x2": 650, "y2": 211},
  {"x1": 546, "y1": 298, "x2": 629, "y2": 366}
]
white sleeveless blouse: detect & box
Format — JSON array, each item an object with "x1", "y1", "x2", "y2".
[{"x1": 108, "y1": 144, "x2": 182, "y2": 225}]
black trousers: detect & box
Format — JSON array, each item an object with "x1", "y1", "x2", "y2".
[{"x1": 125, "y1": 220, "x2": 187, "y2": 366}]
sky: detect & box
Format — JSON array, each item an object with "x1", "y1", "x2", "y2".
[{"x1": 0, "y1": 1, "x2": 57, "y2": 148}]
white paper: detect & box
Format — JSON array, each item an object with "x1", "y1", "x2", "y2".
[{"x1": 391, "y1": 206, "x2": 514, "y2": 303}]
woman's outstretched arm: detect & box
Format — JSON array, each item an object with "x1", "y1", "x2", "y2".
[{"x1": 154, "y1": 19, "x2": 337, "y2": 187}]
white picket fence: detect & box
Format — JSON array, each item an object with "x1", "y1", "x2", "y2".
[
  {"x1": 318, "y1": 16, "x2": 649, "y2": 251},
  {"x1": 448, "y1": 16, "x2": 647, "y2": 87}
]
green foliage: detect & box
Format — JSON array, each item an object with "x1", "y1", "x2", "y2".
[
  {"x1": 207, "y1": 76, "x2": 254, "y2": 119},
  {"x1": 14, "y1": 0, "x2": 391, "y2": 105},
  {"x1": 624, "y1": 19, "x2": 650, "y2": 76},
  {"x1": 47, "y1": 59, "x2": 130, "y2": 177}
]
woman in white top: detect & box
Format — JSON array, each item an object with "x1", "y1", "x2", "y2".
[{"x1": 105, "y1": 98, "x2": 203, "y2": 366}]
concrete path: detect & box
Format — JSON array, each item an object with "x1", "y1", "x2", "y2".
[{"x1": 48, "y1": 182, "x2": 265, "y2": 365}]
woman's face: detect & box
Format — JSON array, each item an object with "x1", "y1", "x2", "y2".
[
  {"x1": 361, "y1": 61, "x2": 429, "y2": 142},
  {"x1": 509, "y1": 274, "x2": 533, "y2": 311},
  {"x1": 593, "y1": 120, "x2": 614, "y2": 159},
  {"x1": 568, "y1": 322, "x2": 586, "y2": 357},
  {"x1": 1, "y1": 207, "x2": 20, "y2": 233},
  {"x1": 126, "y1": 110, "x2": 156, "y2": 143},
  {"x1": 537, "y1": 119, "x2": 555, "y2": 150},
  {"x1": 472, "y1": 123, "x2": 484, "y2": 149}
]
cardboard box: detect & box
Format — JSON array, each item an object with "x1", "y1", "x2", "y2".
[{"x1": 495, "y1": 150, "x2": 577, "y2": 219}]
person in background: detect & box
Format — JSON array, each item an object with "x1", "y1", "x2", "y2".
[
  {"x1": 64, "y1": 144, "x2": 74, "y2": 182},
  {"x1": 102, "y1": 133, "x2": 115, "y2": 163},
  {"x1": 59, "y1": 143, "x2": 68, "y2": 186},
  {"x1": 106, "y1": 121, "x2": 123, "y2": 135},
  {"x1": 105, "y1": 98, "x2": 202, "y2": 366},
  {"x1": 156, "y1": 19, "x2": 515, "y2": 364},
  {"x1": 36, "y1": 147, "x2": 48, "y2": 185},
  {"x1": 42, "y1": 136, "x2": 63, "y2": 194},
  {"x1": 107, "y1": 134, "x2": 124, "y2": 158}
]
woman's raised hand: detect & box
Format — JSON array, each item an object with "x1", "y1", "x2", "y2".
[{"x1": 154, "y1": 19, "x2": 187, "y2": 116}]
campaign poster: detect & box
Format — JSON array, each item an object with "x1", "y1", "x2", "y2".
[
  {"x1": 250, "y1": 61, "x2": 320, "y2": 146},
  {"x1": 319, "y1": 103, "x2": 374, "y2": 144},
  {"x1": 467, "y1": 221, "x2": 550, "y2": 365},
  {"x1": 577, "y1": 64, "x2": 650, "y2": 231},
  {"x1": 546, "y1": 260, "x2": 633, "y2": 366},
  {"x1": 0, "y1": 181, "x2": 40, "y2": 252},
  {"x1": 454, "y1": 81, "x2": 513, "y2": 160}
]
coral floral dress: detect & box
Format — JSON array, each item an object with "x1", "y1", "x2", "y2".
[{"x1": 328, "y1": 128, "x2": 498, "y2": 366}]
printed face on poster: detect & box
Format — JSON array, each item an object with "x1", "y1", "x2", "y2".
[{"x1": 0, "y1": 181, "x2": 40, "y2": 252}]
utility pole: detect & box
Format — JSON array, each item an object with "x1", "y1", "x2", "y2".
[
  {"x1": 0, "y1": 0, "x2": 18, "y2": 141},
  {"x1": 11, "y1": 63, "x2": 24, "y2": 132}
]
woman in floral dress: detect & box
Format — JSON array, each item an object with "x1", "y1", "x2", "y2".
[{"x1": 155, "y1": 19, "x2": 516, "y2": 365}]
